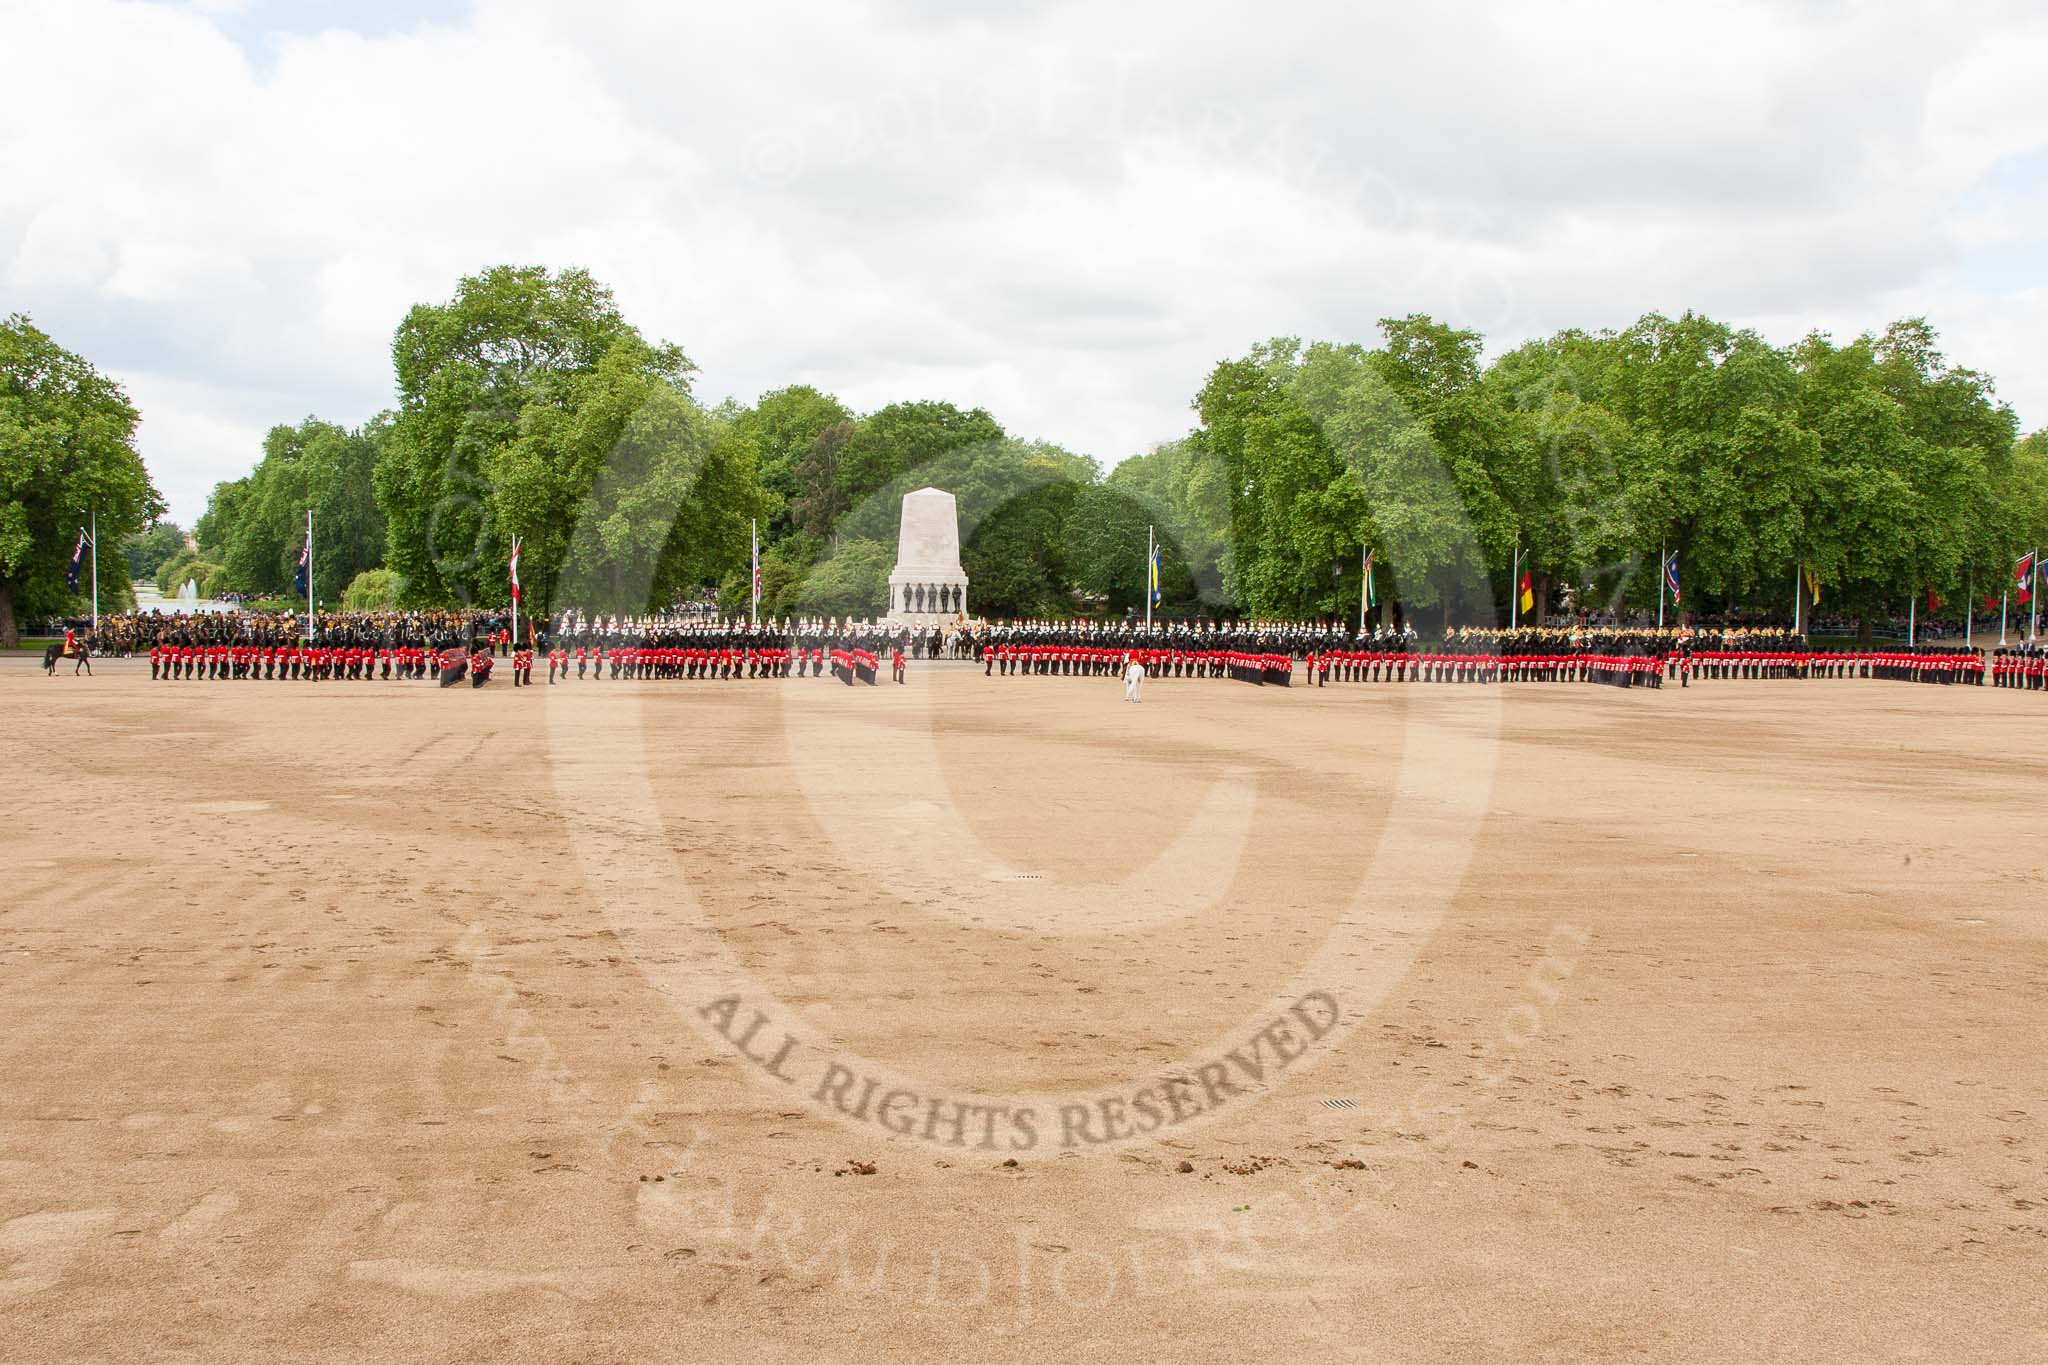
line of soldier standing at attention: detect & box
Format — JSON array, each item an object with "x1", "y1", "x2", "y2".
[
  {"x1": 971, "y1": 619, "x2": 1348, "y2": 679},
  {"x1": 538, "y1": 612, "x2": 892, "y2": 683},
  {"x1": 113, "y1": 607, "x2": 910, "y2": 691},
  {"x1": 139, "y1": 609, "x2": 498, "y2": 681},
  {"x1": 961, "y1": 619, "x2": 2017, "y2": 693},
  {"x1": 1990, "y1": 642, "x2": 2046, "y2": 689}
]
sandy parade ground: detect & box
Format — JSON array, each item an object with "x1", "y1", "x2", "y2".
[{"x1": 2, "y1": 654, "x2": 2044, "y2": 1362}]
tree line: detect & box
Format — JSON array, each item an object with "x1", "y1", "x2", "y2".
[{"x1": 5, "y1": 268, "x2": 2044, "y2": 648}]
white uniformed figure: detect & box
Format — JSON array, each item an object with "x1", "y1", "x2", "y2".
[{"x1": 1123, "y1": 656, "x2": 1145, "y2": 702}]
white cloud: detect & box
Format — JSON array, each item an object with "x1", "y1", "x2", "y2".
[{"x1": 3, "y1": 0, "x2": 2044, "y2": 528}]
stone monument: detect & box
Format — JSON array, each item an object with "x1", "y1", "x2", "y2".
[{"x1": 886, "y1": 487, "x2": 969, "y2": 625}]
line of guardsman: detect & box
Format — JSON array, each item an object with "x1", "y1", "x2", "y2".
[
  {"x1": 542, "y1": 612, "x2": 891, "y2": 683},
  {"x1": 76, "y1": 607, "x2": 2048, "y2": 697},
  {"x1": 127, "y1": 609, "x2": 898, "y2": 688},
  {"x1": 966, "y1": 621, "x2": 2039, "y2": 692},
  {"x1": 140, "y1": 610, "x2": 499, "y2": 682},
  {"x1": 973, "y1": 619, "x2": 1348, "y2": 684},
  {"x1": 1990, "y1": 642, "x2": 2047, "y2": 689}
]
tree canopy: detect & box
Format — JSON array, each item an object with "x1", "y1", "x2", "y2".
[
  {"x1": 203, "y1": 416, "x2": 387, "y2": 600},
  {"x1": 0, "y1": 314, "x2": 161, "y2": 644}
]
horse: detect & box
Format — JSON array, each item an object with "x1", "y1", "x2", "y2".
[{"x1": 44, "y1": 636, "x2": 92, "y2": 676}]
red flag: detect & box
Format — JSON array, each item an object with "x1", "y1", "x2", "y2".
[
  {"x1": 2018, "y1": 552, "x2": 2036, "y2": 605},
  {"x1": 1926, "y1": 587, "x2": 1939, "y2": 613},
  {"x1": 508, "y1": 538, "x2": 522, "y2": 602}
]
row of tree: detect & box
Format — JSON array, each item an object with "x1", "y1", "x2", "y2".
[
  {"x1": 1199, "y1": 313, "x2": 2047, "y2": 631},
  {"x1": 6, "y1": 271, "x2": 2046, "y2": 649}
]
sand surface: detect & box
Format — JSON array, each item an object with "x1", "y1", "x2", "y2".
[{"x1": 3, "y1": 657, "x2": 2044, "y2": 1362}]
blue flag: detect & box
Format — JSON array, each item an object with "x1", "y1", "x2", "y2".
[
  {"x1": 66, "y1": 527, "x2": 87, "y2": 593},
  {"x1": 1664, "y1": 551, "x2": 1681, "y2": 605},
  {"x1": 293, "y1": 537, "x2": 309, "y2": 596}
]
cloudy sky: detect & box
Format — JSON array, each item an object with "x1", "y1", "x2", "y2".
[{"x1": 6, "y1": 0, "x2": 2046, "y2": 528}]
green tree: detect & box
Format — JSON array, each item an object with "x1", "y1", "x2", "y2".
[
  {"x1": 833, "y1": 401, "x2": 1006, "y2": 526},
  {"x1": 730, "y1": 385, "x2": 853, "y2": 536},
  {"x1": 193, "y1": 478, "x2": 246, "y2": 556},
  {"x1": 202, "y1": 415, "x2": 389, "y2": 597},
  {"x1": 374, "y1": 265, "x2": 689, "y2": 605},
  {"x1": 123, "y1": 521, "x2": 187, "y2": 580},
  {"x1": 1197, "y1": 337, "x2": 1476, "y2": 621},
  {"x1": 1061, "y1": 482, "x2": 1196, "y2": 616},
  {"x1": 0, "y1": 315, "x2": 161, "y2": 645},
  {"x1": 492, "y1": 346, "x2": 769, "y2": 615},
  {"x1": 788, "y1": 538, "x2": 892, "y2": 617},
  {"x1": 1793, "y1": 324, "x2": 2013, "y2": 632},
  {"x1": 341, "y1": 567, "x2": 404, "y2": 610},
  {"x1": 1106, "y1": 437, "x2": 1232, "y2": 608},
  {"x1": 154, "y1": 547, "x2": 219, "y2": 598},
  {"x1": 1484, "y1": 333, "x2": 1642, "y2": 610},
  {"x1": 789, "y1": 419, "x2": 855, "y2": 542},
  {"x1": 964, "y1": 479, "x2": 1082, "y2": 617}
]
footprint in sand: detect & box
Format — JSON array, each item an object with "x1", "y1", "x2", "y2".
[
  {"x1": 159, "y1": 1192, "x2": 238, "y2": 1242},
  {"x1": 0, "y1": 1208, "x2": 117, "y2": 1297}
]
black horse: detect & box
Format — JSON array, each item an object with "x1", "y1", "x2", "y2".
[{"x1": 43, "y1": 637, "x2": 91, "y2": 675}]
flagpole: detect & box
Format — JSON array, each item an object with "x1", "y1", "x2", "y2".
[
  {"x1": 511, "y1": 537, "x2": 519, "y2": 651},
  {"x1": 751, "y1": 518, "x2": 760, "y2": 627},
  {"x1": 1792, "y1": 562, "x2": 1800, "y2": 636},
  {"x1": 1359, "y1": 545, "x2": 1367, "y2": 635},
  {"x1": 2031, "y1": 548, "x2": 2040, "y2": 642},
  {"x1": 305, "y1": 508, "x2": 313, "y2": 642},
  {"x1": 89, "y1": 508, "x2": 99, "y2": 631},
  {"x1": 1908, "y1": 591, "x2": 1915, "y2": 647},
  {"x1": 2000, "y1": 586, "x2": 2008, "y2": 645},
  {"x1": 1511, "y1": 540, "x2": 1520, "y2": 629},
  {"x1": 1965, "y1": 572, "x2": 1972, "y2": 648}
]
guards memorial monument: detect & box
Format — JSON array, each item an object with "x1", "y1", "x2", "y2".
[{"x1": 887, "y1": 486, "x2": 969, "y2": 624}]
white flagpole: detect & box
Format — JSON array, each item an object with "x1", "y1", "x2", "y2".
[
  {"x1": 305, "y1": 508, "x2": 313, "y2": 642},
  {"x1": 1908, "y1": 591, "x2": 1915, "y2": 646},
  {"x1": 751, "y1": 518, "x2": 760, "y2": 626},
  {"x1": 1966, "y1": 572, "x2": 1972, "y2": 648},
  {"x1": 1511, "y1": 540, "x2": 1520, "y2": 629},
  {"x1": 2000, "y1": 586, "x2": 2008, "y2": 645},
  {"x1": 1792, "y1": 562, "x2": 1801, "y2": 636},
  {"x1": 89, "y1": 508, "x2": 99, "y2": 631},
  {"x1": 1359, "y1": 545, "x2": 1367, "y2": 635},
  {"x1": 510, "y1": 537, "x2": 519, "y2": 651}
]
